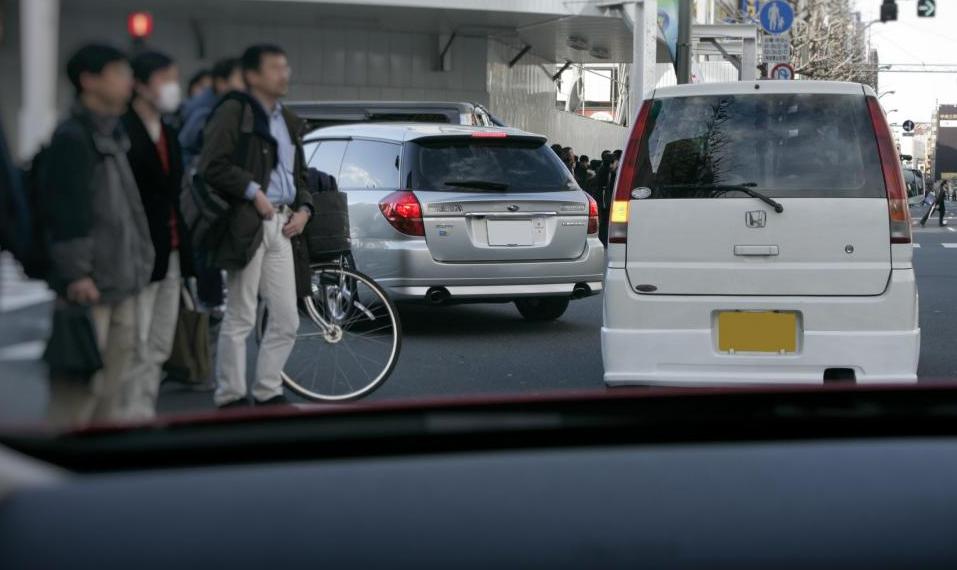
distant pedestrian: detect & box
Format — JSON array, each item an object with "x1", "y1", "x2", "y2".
[
  {"x1": 921, "y1": 180, "x2": 948, "y2": 227},
  {"x1": 180, "y1": 57, "x2": 244, "y2": 168},
  {"x1": 199, "y1": 44, "x2": 314, "y2": 408},
  {"x1": 45, "y1": 44, "x2": 154, "y2": 427},
  {"x1": 180, "y1": 57, "x2": 244, "y2": 318},
  {"x1": 574, "y1": 155, "x2": 590, "y2": 187},
  {"x1": 186, "y1": 68, "x2": 212, "y2": 99},
  {"x1": 120, "y1": 50, "x2": 195, "y2": 420}
]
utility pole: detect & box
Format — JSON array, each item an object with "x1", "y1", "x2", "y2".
[{"x1": 676, "y1": 0, "x2": 693, "y2": 84}]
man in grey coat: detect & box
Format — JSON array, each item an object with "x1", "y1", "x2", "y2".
[{"x1": 45, "y1": 44, "x2": 154, "y2": 427}]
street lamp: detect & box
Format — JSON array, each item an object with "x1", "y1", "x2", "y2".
[
  {"x1": 879, "y1": 90, "x2": 895, "y2": 100},
  {"x1": 886, "y1": 109, "x2": 899, "y2": 114}
]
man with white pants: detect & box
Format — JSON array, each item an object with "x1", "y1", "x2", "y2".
[
  {"x1": 199, "y1": 44, "x2": 313, "y2": 408},
  {"x1": 121, "y1": 51, "x2": 194, "y2": 420}
]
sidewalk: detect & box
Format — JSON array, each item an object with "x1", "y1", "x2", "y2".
[{"x1": 0, "y1": 253, "x2": 52, "y2": 423}]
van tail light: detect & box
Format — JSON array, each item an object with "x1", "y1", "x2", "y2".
[
  {"x1": 609, "y1": 100, "x2": 653, "y2": 244},
  {"x1": 867, "y1": 95, "x2": 912, "y2": 245},
  {"x1": 379, "y1": 191, "x2": 425, "y2": 236},
  {"x1": 586, "y1": 194, "x2": 599, "y2": 235}
]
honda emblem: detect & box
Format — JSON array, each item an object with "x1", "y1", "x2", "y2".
[{"x1": 745, "y1": 210, "x2": 767, "y2": 228}]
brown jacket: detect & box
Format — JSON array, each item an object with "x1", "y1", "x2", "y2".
[{"x1": 197, "y1": 92, "x2": 313, "y2": 270}]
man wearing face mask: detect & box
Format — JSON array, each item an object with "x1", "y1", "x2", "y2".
[{"x1": 121, "y1": 51, "x2": 195, "y2": 420}]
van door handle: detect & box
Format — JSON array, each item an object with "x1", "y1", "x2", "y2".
[{"x1": 734, "y1": 245, "x2": 779, "y2": 256}]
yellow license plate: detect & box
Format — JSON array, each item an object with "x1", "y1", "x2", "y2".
[{"x1": 717, "y1": 311, "x2": 797, "y2": 354}]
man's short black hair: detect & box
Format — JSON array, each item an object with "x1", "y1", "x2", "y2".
[
  {"x1": 579, "y1": 155, "x2": 589, "y2": 163},
  {"x1": 613, "y1": 149, "x2": 623, "y2": 157},
  {"x1": 212, "y1": 57, "x2": 241, "y2": 81},
  {"x1": 187, "y1": 68, "x2": 211, "y2": 92},
  {"x1": 131, "y1": 51, "x2": 175, "y2": 84},
  {"x1": 241, "y1": 44, "x2": 287, "y2": 72},
  {"x1": 66, "y1": 43, "x2": 127, "y2": 94}
]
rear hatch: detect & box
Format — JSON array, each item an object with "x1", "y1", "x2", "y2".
[
  {"x1": 621, "y1": 88, "x2": 892, "y2": 296},
  {"x1": 407, "y1": 135, "x2": 590, "y2": 262}
]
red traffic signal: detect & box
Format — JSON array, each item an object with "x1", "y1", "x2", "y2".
[{"x1": 127, "y1": 12, "x2": 154, "y2": 39}]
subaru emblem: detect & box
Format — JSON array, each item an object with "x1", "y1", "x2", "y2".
[
  {"x1": 745, "y1": 210, "x2": 767, "y2": 228},
  {"x1": 507, "y1": 204, "x2": 520, "y2": 212}
]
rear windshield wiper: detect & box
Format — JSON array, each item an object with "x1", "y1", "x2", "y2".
[
  {"x1": 661, "y1": 183, "x2": 784, "y2": 213},
  {"x1": 444, "y1": 180, "x2": 510, "y2": 191}
]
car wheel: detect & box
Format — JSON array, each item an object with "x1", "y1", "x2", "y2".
[{"x1": 514, "y1": 297, "x2": 570, "y2": 321}]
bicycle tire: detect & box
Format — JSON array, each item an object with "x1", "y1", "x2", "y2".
[{"x1": 284, "y1": 264, "x2": 401, "y2": 402}]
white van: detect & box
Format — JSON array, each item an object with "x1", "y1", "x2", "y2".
[{"x1": 602, "y1": 81, "x2": 919, "y2": 386}]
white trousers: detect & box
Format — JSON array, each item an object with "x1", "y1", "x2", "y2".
[
  {"x1": 215, "y1": 215, "x2": 298, "y2": 405},
  {"x1": 123, "y1": 251, "x2": 181, "y2": 421}
]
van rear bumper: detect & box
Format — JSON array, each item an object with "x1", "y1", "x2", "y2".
[{"x1": 601, "y1": 268, "x2": 920, "y2": 385}]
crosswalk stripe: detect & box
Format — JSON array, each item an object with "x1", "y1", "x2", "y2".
[
  {"x1": 942, "y1": 243, "x2": 957, "y2": 248},
  {"x1": 913, "y1": 243, "x2": 921, "y2": 248},
  {"x1": 0, "y1": 253, "x2": 53, "y2": 313},
  {"x1": 0, "y1": 340, "x2": 45, "y2": 362}
]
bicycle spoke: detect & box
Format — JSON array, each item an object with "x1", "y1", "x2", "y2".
[{"x1": 341, "y1": 340, "x2": 371, "y2": 383}]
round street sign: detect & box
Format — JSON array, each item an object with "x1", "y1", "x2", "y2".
[
  {"x1": 770, "y1": 63, "x2": 794, "y2": 80},
  {"x1": 760, "y1": 1, "x2": 795, "y2": 35},
  {"x1": 903, "y1": 120, "x2": 916, "y2": 132}
]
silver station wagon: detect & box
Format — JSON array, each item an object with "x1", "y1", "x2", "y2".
[{"x1": 303, "y1": 123, "x2": 605, "y2": 321}]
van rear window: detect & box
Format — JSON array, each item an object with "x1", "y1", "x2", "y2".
[{"x1": 633, "y1": 93, "x2": 886, "y2": 199}]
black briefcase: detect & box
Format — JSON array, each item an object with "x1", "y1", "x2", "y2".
[{"x1": 305, "y1": 190, "x2": 351, "y2": 262}]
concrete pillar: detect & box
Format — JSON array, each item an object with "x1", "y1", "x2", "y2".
[
  {"x1": 18, "y1": 0, "x2": 60, "y2": 161},
  {"x1": 741, "y1": 34, "x2": 757, "y2": 80},
  {"x1": 625, "y1": 0, "x2": 656, "y2": 127}
]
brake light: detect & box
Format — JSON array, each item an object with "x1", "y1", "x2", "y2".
[
  {"x1": 609, "y1": 100, "x2": 653, "y2": 244},
  {"x1": 867, "y1": 95, "x2": 912, "y2": 244},
  {"x1": 586, "y1": 194, "x2": 599, "y2": 235},
  {"x1": 471, "y1": 131, "x2": 508, "y2": 138},
  {"x1": 379, "y1": 191, "x2": 425, "y2": 236}
]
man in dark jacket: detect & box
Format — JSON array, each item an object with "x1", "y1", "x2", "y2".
[
  {"x1": 121, "y1": 50, "x2": 195, "y2": 420},
  {"x1": 46, "y1": 44, "x2": 154, "y2": 427},
  {"x1": 180, "y1": 57, "x2": 245, "y2": 315},
  {"x1": 198, "y1": 44, "x2": 313, "y2": 408}
]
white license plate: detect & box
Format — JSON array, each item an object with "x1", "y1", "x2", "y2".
[{"x1": 487, "y1": 220, "x2": 533, "y2": 246}]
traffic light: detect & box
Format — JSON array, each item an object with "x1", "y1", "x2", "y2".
[
  {"x1": 880, "y1": 0, "x2": 898, "y2": 22},
  {"x1": 127, "y1": 12, "x2": 153, "y2": 40}
]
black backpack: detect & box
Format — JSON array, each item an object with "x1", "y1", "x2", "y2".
[
  {"x1": 16, "y1": 145, "x2": 53, "y2": 281},
  {"x1": 0, "y1": 122, "x2": 29, "y2": 260},
  {"x1": 179, "y1": 98, "x2": 251, "y2": 260},
  {"x1": 179, "y1": 160, "x2": 230, "y2": 257}
]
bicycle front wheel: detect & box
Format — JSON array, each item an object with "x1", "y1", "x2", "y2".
[{"x1": 280, "y1": 265, "x2": 401, "y2": 402}]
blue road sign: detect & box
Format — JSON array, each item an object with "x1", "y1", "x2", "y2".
[
  {"x1": 918, "y1": 0, "x2": 936, "y2": 18},
  {"x1": 760, "y1": 1, "x2": 794, "y2": 35}
]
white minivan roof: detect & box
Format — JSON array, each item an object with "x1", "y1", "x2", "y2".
[{"x1": 653, "y1": 80, "x2": 874, "y2": 99}]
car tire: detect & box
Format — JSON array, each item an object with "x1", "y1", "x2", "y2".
[{"x1": 514, "y1": 297, "x2": 570, "y2": 321}]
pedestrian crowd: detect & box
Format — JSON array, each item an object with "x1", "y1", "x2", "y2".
[
  {"x1": 550, "y1": 143, "x2": 622, "y2": 244},
  {"x1": 0, "y1": 41, "x2": 312, "y2": 427},
  {"x1": 0, "y1": 39, "x2": 626, "y2": 428}
]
